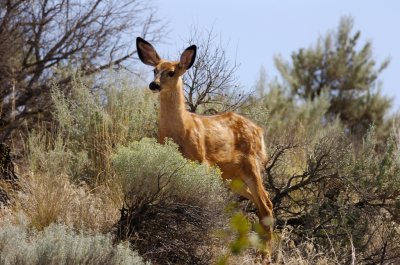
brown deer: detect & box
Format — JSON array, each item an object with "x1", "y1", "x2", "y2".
[{"x1": 136, "y1": 37, "x2": 274, "y2": 260}]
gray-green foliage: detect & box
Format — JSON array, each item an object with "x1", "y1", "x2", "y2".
[
  {"x1": 354, "y1": 129, "x2": 400, "y2": 195},
  {"x1": 112, "y1": 138, "x2": 229, "y2": 265},
  {"x1": 244, "y1": 81, "x2": 336, "y2": 159},
  {"x1": 26, "y1": 131, "x2": 88, "y2": 179},
  {"x1": 51, "y1": 74, "x2": 158, "y2": 144},
  {"x1": 27, "y1": 73, "x2": 158, "y2": 181},
  {"x1": 252, "y1": 83, "x2": 400, "y2": 262},
  {"x1": 0, "y1": 223, "x2": 148, "y2": 265},
  {"x1": 112, "y1": 138, "x2": 227, "y2": 210},
  {"x1": 275, "y1": 16, "x2": 392, "y2": 137},
  {"x1": 240, "y1": 65, "x2": 400, "y2": 263}
]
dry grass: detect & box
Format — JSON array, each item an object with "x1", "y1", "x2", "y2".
[
  {"x1": 219, "y1": 226, "x2": 340, "y2": 265},
  {"x1": 14, "y1": 171, "x2": 120, "y2": 232},
  {"x1": 272, "y1": 227, "x2": 339, "y2": 265}
]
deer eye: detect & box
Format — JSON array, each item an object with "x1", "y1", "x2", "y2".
[
  {"x1": 153, "y1": 69, "x2": 158, "y2": 75},
  {"x1": 167, "y1": 71, "x2": 175, "y2": 77}
]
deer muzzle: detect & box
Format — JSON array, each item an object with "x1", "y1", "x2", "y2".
[{"x1": 149, "y1": 81, "x2": 160, "y2": 92}]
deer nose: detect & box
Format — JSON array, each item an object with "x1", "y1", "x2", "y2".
[{"x1": 149, "y1": 81, "x2": 160, "y2": 91}]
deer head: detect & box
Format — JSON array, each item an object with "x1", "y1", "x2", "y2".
[{"x1": 136, "y1": 37, "x2": 196, "y2": 92}]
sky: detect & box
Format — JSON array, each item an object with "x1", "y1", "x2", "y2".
[{"x1": 152, "y1": 0, "x2": 400, "y2": 112}]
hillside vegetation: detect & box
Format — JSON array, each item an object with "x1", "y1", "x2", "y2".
[{"x1": 1, "y1": 6, "x2": 400, "y2": 265}]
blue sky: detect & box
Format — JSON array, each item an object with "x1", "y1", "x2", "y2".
[{"x1": 152, "y1": 0, "x2": 400, "y2": 112}]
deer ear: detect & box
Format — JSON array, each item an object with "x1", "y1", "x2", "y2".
[
  {"x1": 179, "y1": 45, "x2": 197, "y2": 70},
  {"x1": 136, "y1": 37, "x2": 161, "y2": 66}
]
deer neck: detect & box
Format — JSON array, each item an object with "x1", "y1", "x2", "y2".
[{"x1": 159, "y1": 78, "x2": 188, "y2": 139}]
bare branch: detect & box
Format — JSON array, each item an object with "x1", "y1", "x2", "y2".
[
  {"x1": 0, "y1": 0, "x2": 165, "y2": 142},
  {"x1": 181, "y1": 27, "x2": 249, "y2": 114}
]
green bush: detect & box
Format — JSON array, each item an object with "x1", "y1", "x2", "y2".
[
  {"x1": 112, "y1": 138, "x2": 229, "y2": 264},
  {"x1": 0, "y1": 223, "x2": 148, "y2": 265},
  {"x1": 112, "y1": 138, "x2": 227, "y2": 210}
]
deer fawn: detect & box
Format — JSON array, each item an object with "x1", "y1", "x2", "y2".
[{"x1": 136, "y1": 37, "x2": 274, "y2": 260}]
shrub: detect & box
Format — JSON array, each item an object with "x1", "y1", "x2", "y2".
[
  {"x1": 247, "y1": 85, "x2": 400, "y2": 263},
  {"x1": 27, "y1": 73, "x2": 158, "y2": 183},
  {"x1": 0, "y1": 223, "x2": 148, "y2": 265},
  {"x1": 112, "y1": 138, "x2": 229, "y2": 264},
  {"x1": 112, "y1": 138, "x2": 226, "y2": 210},
  {"x1": 269, "y1": 128, "x2": 400, "y2": 263},
  {"x1": 51, "y1": 74, "x2": 158, "y2": 147},
  {"x1": 26, "y1": 131, "x2": 89, "y2": 180},
  {"x1": 18, "y1": 74, "x2": 158, "y2": 231}
]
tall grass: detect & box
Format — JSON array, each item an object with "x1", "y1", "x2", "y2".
[{"x1": 15, "y1": 172, "x2": 119, "y2": 232}]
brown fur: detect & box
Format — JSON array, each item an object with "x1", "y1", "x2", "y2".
[{"x1": 137, "y1": 38, "x2": 274, "y2": 261}]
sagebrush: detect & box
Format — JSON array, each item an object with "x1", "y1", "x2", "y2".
[{"x1": 0, "y1": 223, "x2": 148, "y2": 265}]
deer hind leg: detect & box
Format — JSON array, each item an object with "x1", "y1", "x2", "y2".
[{"x1": 241, "y1": 159, "x2": 274, "y2": 259}]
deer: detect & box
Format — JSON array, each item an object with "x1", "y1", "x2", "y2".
[{"x1": 136, "y1": 37, "x2": 274, "y2": 261}]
